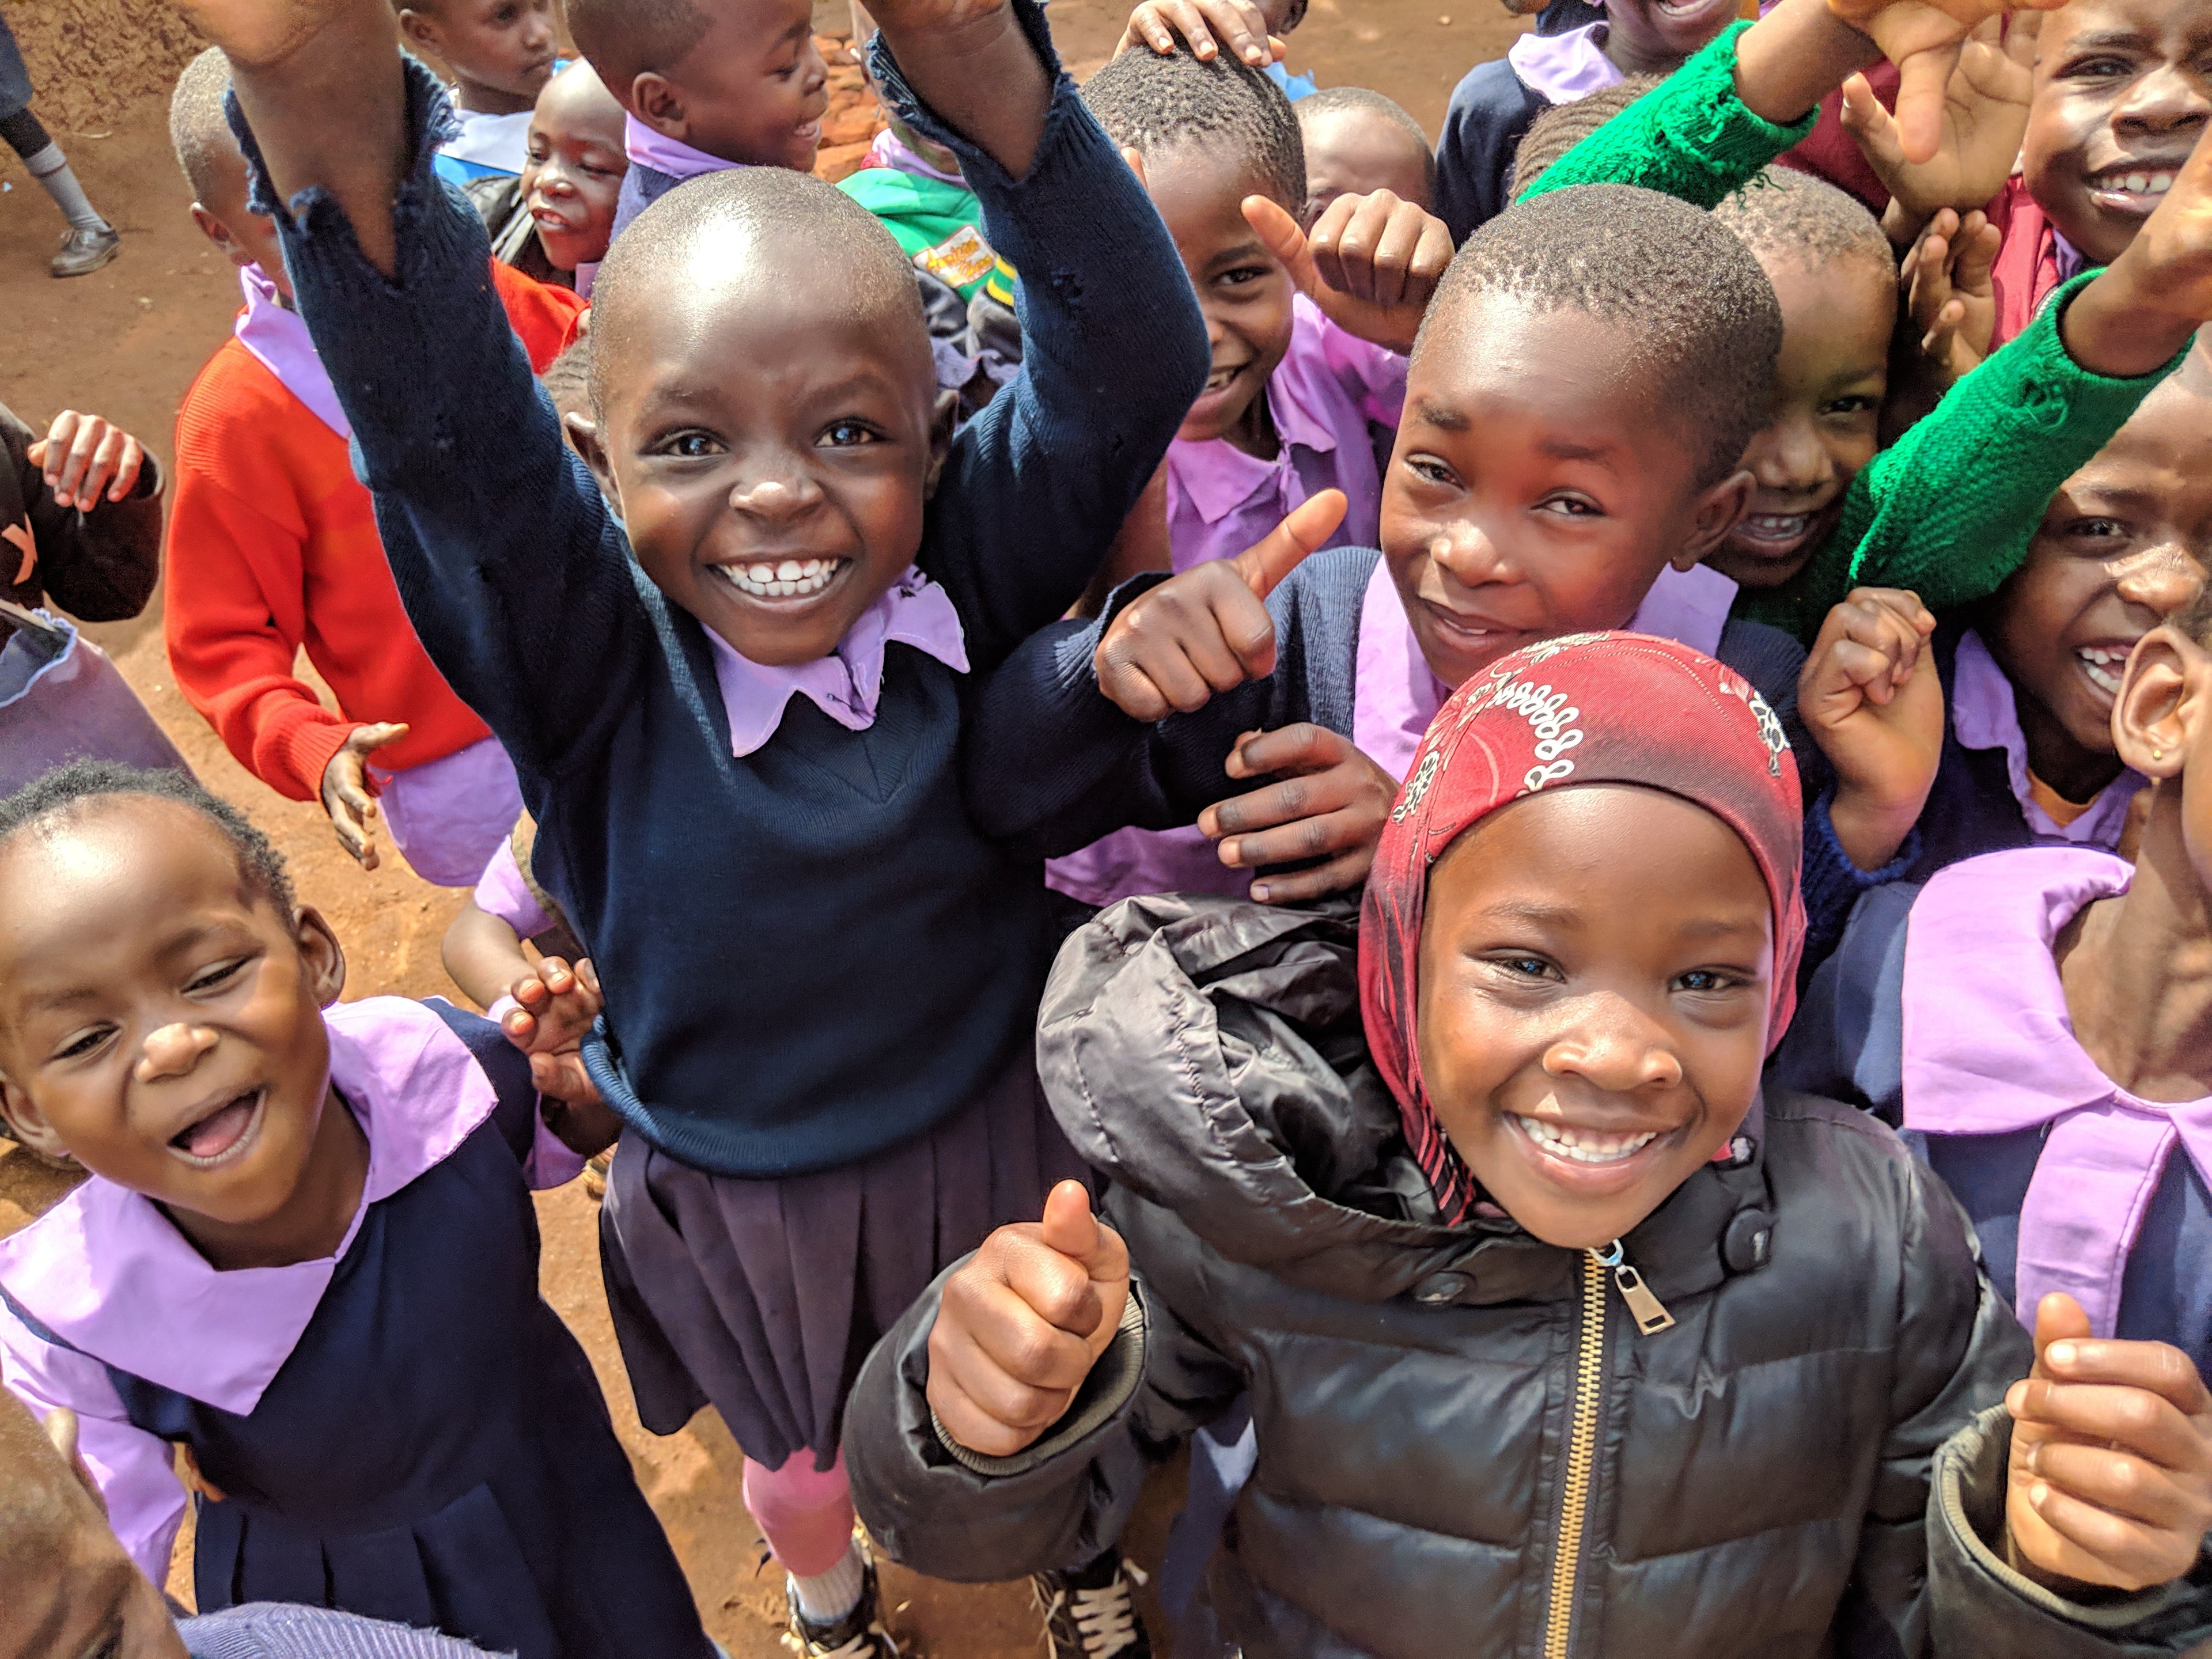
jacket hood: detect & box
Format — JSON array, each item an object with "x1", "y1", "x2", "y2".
[{"x1": 1036, "y1": 892, "x2": 1779, "y2": 1310}]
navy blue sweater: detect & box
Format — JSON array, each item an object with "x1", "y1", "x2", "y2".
[
  {"x1": 1434, "y1": 59, "x2": 1552, "y2": 247},
  {"x1": 966, "y1": 545, "x2": 1806, "y2": 858},
  {"x1": 245, "y1": 10, "x2": 1209, "y2": 1176}
]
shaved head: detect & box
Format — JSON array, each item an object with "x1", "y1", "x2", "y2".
[
  {"x1": 171, "y1": 46, "x2": 245, "y2": 209},
  {"x1": 567, "y1": 0, "x2": 713, "y2": 95}
]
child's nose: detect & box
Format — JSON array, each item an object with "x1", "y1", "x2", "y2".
[
  {"x1": 1429, "y1": 523, "x2": 1511, "y2": 588},
  {"x1": 2112, "y1": 540, "x2": 2207, "y2": 617},
  {"x1": 1750, "y1": 416, "x2": 1828, "y2": 493},
  {"x1": 730, "y1": 469, "x2": 825, "y2": 521},
  {"x1": 1540, "y1": 999, "x2": 1684, "y2": 1093},
  {"x1": 2115, "y1": 65, "x2": 2212, "y2": 133},
  {"x1": 135, "y1": 1021, "x2": 219, "y2": 1085}
]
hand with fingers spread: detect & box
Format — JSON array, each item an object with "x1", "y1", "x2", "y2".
[
  {"x1": 2005, "y1": 1292, "x2": 2212, "y2": 1594},
  {"x1": 28, "y1": 411, "x2": 150, "y2": 512},
  {"x1": 1840, "y1": 17, "x2": 2035, "y2": 229},
  {"x1": 1823, "y1": 0, "x2": 2067, "y2": 166},
  {"x1": 318, "y1": 722, "x2": 408, "y2": 871},
  {"x1": 1801, "y1": 589, "x2": 1942, "y2": 870},
  {"x1": 1198, "y1": 724, "x2": 1398, "y2": 904},
  {"x1": 1095, "y1": 490, "x2": 1347, "y2": 722},
  {"x1": 1900, "y1": 207, "x2": 2000, "y2": 381},
  {"x1": 927, "y1": 1181, "x2": 1132, "y2": 1457},
  {"x1": 1244, "y1": 191, "x2": 1454, "y2": 354},
  {"x1": 1117, "y1": 0, "x2": 1280, "y2": 66}
]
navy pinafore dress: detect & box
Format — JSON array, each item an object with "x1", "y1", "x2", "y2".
[{"x1": 14, "y1": 1006, "x2": 710, "y2": 1659}]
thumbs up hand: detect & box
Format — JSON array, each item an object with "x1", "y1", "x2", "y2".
[
  {"x1": 1094, "y1": 490, "x2": 1346, "y2": 722},
  {"x1": 1244, "y1": 191, "x2": 1454, "y2": 354},
  {"x1": 927, "y1": 1181, "x2": 1133, "y2": 1458}
]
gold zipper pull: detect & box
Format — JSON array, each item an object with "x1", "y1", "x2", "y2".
[{"x1": 1592, "y1": 1241, "x2": 1674, "y2": 1335}]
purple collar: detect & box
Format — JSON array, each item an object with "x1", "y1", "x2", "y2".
[
  {"x1": 707, "y1": 565, "x2": 969, "y2": 757},
  {"x1": 1952, "y1": 629, "x2": 2145, "y2": 847},
  {"x1": 1902, "y1": 847, "x2": 2212, "y2": 1336},
  {"x1": 623, "y1": 113, "x2": 741, "y2": 181},
  {"x1": 863, "y1": 127, "x2": 966, "y2": 187},
  {"x1": 232, "y1": 265, "x2": 349, "y2": 440},
  {"x1": 0, "y1": 998, "x2": 498, "y2": 1414},
  {"x1": 2054, "y1": 232, "x2": 2089, "y2": 284},
  {"x1": 1506, "y1": 21, "x2": 1624, "y2": 104},
  {"x1": 1352, "y1": 556, "x2": 1739, "y2": 781}
]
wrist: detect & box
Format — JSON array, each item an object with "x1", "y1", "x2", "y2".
[
  {"x1": 1736, "y1": 0, "x2": 1881, "y2": 127},
  {"x1": 1880, "y1": 196, "x2": 1927, "y2": 251},
  {"x1": 2062, "y1": 259, "x2": 2200, "y2": 380},
  {"x1": 1827, "y1": 780, "x2": 1925, "y2": 871}
]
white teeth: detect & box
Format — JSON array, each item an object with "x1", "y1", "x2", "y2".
[
  {"x1": 2127, "y1": 172, "x2": 2151, "y2": 193},
  {"x1": 2078, "y1": 647, "x2": 2126, "y2": 696},
  {"x1": 1514, "y1": 1115, "x2": 1662, "y2": 1165},
  {"x1": 2152, "y1": 173, "x2": 2173, "y2": 194},
  {"x1": 714, "y1": 558, "x2": 839, "y2": 599}
]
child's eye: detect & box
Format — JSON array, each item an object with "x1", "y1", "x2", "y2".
[
  {"x1": 2062, "y1": 53, "x2": 2137, "y2": 79},
  {"x1": 653, "y1": 431, "x2": 724, "y2": 460},
  {"x1": 1675, "y1": 968, "x2": 1739, "y2": 994},
  {"x1": 1536, "y1": 494, "x2": 1602, "y2": 518},
  {"x1": 188, "y1": 960, "x2": 247, "y2": 995},
  {"x1": 817, "y1": 419, "x2": 881, "y2": 449},
  {"x1": 2066, "y1": 516, "x2": 2131, "y2": 543},
  {"x1": 1484, "y1": 952, "x2": 1559, "y2": 982},
  {"x1": 1217, "y1": 265, "x2": 1274, "y2": 289},
  {"x1": 1821, "y1": 395, "x2": 1878, "y2": 418},
  {"x1": 1403, "y1": 454, "x2": 1458, "y2": 488},
  {"x1": 52, "y1": 1025, "x2": 114, "y2": 1062}
]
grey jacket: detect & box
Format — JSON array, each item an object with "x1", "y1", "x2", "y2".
[{"x1": 846, "y1": 895, "x2": 2212, "y2": 1658}]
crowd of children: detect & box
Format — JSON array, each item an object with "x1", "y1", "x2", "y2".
[{"x1": 5, "y1": 0, "x2": 2212, "y2": 1653}]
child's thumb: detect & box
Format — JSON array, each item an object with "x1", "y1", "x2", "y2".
[
  {"x1": 2031, "y1": 1291, "x2": 2094, "y2": 1377},
  {"x1": 1038, "y1": 1179, "x2": 1104, "y2": 1268},
  {"x1": 1232, "y1": 490, "x2": 1347, "y2": 601},
  {"x1": 1243, "y1": 194, "x2": 1320, "y2": 297}
]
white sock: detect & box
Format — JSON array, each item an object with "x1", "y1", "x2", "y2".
[
  {"x1": 22, "y1": 143, "x2": 108, "y2": 232},
  {"x1": 789, "y1": 1541, "x2": 867, "y2": 1626}
]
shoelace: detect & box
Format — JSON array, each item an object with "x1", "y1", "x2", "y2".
[{"x1": 1039, "y1": 1560, "x2": 1147, "y2": 1659}]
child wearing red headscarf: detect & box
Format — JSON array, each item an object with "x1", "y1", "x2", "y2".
[{"x1": 844, "y1": 633, "x2": 2212, "y2": 1659}]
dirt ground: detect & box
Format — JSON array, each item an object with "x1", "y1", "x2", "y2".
[{"x1": 0, "y1": 1, "x2": 1524, "y2": 1651}]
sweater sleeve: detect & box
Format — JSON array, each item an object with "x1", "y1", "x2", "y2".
[
  {"x1": 1739, "y1": 272, "x2": 2188, "y2": 641},
  {"x1": 1518, "y1": 22, "x2": 1815, "y2": 208},
  {"x1": 875, "y1": 2, "x2": 1210, "y2": 676},
  {"x1": 161, "y1": 461, "x2": 359, "y2": 802},
  {"x1": 238, "y1": 70, "x2": 652, "y2": 782}
]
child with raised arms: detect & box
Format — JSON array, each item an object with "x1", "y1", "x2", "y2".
[
  {"x1": 849, "y1": 632, "x2": 2212, "y2": 1657},
  {"x1": 0, "y1": 763, "x2": 701, "y2": 1658},
  {"x1": 166, "y1": 0, "x2": 1209, "y2": 1649}
]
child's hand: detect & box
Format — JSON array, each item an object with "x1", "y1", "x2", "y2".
[
  {"x1": 1117, "y1": 0, "x2": 1279, "y2": 66},
  {"x1": 1901, "y1": 207, "x2": 2000, "y2": 380},
  {"x1": 318, "y1": 721, "x2": 408, "y2": 871},
  {"x1": 1800, "y1": 589, "x2": 1942, "y2": 871},
  {"x1": 1824, "y1": 0, "x2": 2066, "y2": 165},
  {"x1": 1244, "y1": 191, "x2": 1453, "y2": 354},
  {"x1": 1198, "y1": 725, "x2": 1397, "y2": 904},
  {"x1": 1095, "y1": 490, "x2": 1346, "y2": 721},
  {"x1": 26, "y1": 411, "x2": 148, "y2": 510},
  {"x1": 539, "y1": 1091, "x2": 621, "y2": 1158},
  {"x1": 2005, "y1": 1292, "x2": 2212, "y2": 1593},
  {"x1": 927, "y1": 1180, "x2": 1130, "y2": 1457},
  {"x1": 501, "y1": 956, "x2": 603, "y2": 1058},
  {"x1": 1840, "y1": 17, "x2": 2034, "y2": 229}
]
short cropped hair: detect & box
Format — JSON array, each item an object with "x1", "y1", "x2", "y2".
[
  {"x1": 1422, "y1": 183, "x2": 1782, "y2": 487},
  {"x1": 586, "y1": 165, "x2": 924, "y2": 416},
  {"x1": 0, "y1": 761, "x2": 297, "y2": 918},
  {"x1": 1713, "y1": 165, "x2": 1895, "y2": 279},
  {"x1": 1081, "y1": 41, "x2": 1306, "y2": 210},
  {"x1": 170, "y1": 46, "x2": 243, "y2": 206},
  {"x1": 567, "y1": 0, "x2": 713, "y2": 94},
  {"x1": 1508, "y1": 74, "x2": 1662, "y2": 199},
  {"x1": 1296, "y1": 85, "x2": 1437, "y2": 196}
]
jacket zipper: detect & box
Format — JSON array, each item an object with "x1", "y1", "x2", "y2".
[{"x1": 1543, "y1": 1244, "x2": 1673, "y2": 1659}]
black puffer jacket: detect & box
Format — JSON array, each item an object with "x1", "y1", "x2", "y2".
[{"x1": 847, "y1": 896, "x2": 2212, "y2": 1658}]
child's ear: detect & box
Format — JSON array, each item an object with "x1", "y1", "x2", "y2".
[
  {"x1": 293, "y1": 905, "x2": 349, "y2": 1008},
  {"x1": 922, "y1": 389, "x2": 960, "y2": 502},
  {"x1": 395, "y1": 7, "x2": 442, "y2": 57},
  {"x1": 0, "y1": 1075, "x2": 73, "y2": 1168},
  {"x1": 1675, "y1": 467, "x2": 1755, "y2": 570},
  {"x1": 565, "y1": 411, "x2": 624, "y2": 508},
  {"x1": 190, "y1": 204, "x2": 255, "y2": 274},
  {"x1": 629, "y1": 73, "x2": 687, "y2": 140},
  {"x1": 2114, "y1": 626, "x2": 2206, "y2": 781}
]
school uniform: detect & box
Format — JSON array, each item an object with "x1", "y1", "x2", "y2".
[
  {"x1": 1434, "y1": 21, "x2": 1619, "y2": 244},
  {"x1": 1988, "y1": 173, "x2": 2087, "y2": 353},
  {"x1": 242, "y1": 6, "x2": 1206, "y2": 1474},
  {"x1": 1774, "y1": 848, "x2": 2212, "y2": 1377},
  {"x1": 0, "y1": 999, "x2": 710, "y2": 1659},
  {"x1": 163, "y1": 263, "x2": 580, "y2": 885},
  {"x1": 1797, "y1": 623, "x2": 2145, "y2": 970}
]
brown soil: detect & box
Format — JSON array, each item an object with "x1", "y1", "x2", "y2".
[{"x1": 0, "y1": 0, "x2": 1524, "y2": 1650}]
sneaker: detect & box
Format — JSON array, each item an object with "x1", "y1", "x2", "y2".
[
  {"x1": 51, "y1": 225, "x2": 120, "y2": 278},
  {"x1": 1032, "y1": 1551, "x2": 1151, "y2": 1658},
  {"x1": 784, "y1": 1556, "x2": 898, "y2": 1658},
  {"x1": 582, "y1": 1149, "x2": 612, "y2": 1202}
]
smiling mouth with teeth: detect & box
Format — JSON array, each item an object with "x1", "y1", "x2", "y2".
[
  {"x1": 1734, "y1": 513, "x2": 1815, "y2": 550},
  {"x1": 169, "y1": 1088, "x2": 266, "y2": 1167},
  {"x1": 2088, "y1": 166, "x2": 2179, "y2": 213},
  {"x1": 2076, "y1": 644, "x2": 2133, "y2": 698},
  {"x1": 1513, "y1": 1114, "x2": 1665, "y2": 1165},
  {"x1": 712, "y1": 557, "x2": 844, "y2": 600}
]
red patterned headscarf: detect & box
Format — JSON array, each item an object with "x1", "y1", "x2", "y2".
[{"x1": 1358, "y1": 633, "x2": 1806, "y2": 1224}]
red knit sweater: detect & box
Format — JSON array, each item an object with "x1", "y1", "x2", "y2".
[{"x1": 165, "y1": 263, "x2": 582, "y2": 801}]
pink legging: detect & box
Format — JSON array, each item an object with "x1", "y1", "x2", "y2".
[{"x1": 741, "y1": 1452, "x2": 854, "y2": 1577}]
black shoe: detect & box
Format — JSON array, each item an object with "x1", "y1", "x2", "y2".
[
  {"x1": 786, "y1": 1554, "x2": 899, "y2": 1657},
  {"x1": 1032, "y1": 1550, "x2": 1152, "y2": 1658},
  {"x1": 51, "y1": 225, "x2": 120, "y2": 278}
]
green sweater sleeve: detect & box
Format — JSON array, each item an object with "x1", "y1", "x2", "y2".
[
  {"x1": 1736, "y1": 271, "x2": 2191, "y2": 641},
  {"x1": 1517, "y1": 21, "x2": 1816, "y2": 209}
]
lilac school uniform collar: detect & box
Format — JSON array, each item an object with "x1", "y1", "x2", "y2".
[
  {"x1": 623, "y1": 113, "x2": 742, "y2": 182},
  {"x1": 1351, "y1": 554, "x2": 1740, "y2": 781},
  {"x1": 232, "y1": 265, "x2": 350, "y2": 440},
  {"x1": 1506, "y1": 21, "x2": 1624, "y2": 104},
  {"x1": 0, "y1": 998, "x2": 501, "y2": 1415},
  {"x1": 706, "y1": 565, "x2": 969, "y2": 757},
  {"x1": 1901, "y1": 846, "x2": 2212, "y2": 1338},
  {"x1": 1952, "y1": 628, "x2": 2145, "y2": 847}
]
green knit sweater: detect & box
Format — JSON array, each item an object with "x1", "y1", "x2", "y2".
[{"x1": 1521, "y1": 22, "x2": 2188, "y2": 642}]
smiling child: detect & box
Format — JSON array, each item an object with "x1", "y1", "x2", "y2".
[
  {"x1": 178, "y1": 0, "x2": 1206, "y2": 1648},
  {"x1": 848, "y1": 631, "x2": 2212, "y2": 1657},
  {"x1": 506, "y1": 59, "x2": 627, "y2": 293},
  {"x1": 399, "y1": 0, "x2": 559, "y2": 183},
  {"x1": 0, "y1": 763, "x2": 699, "y2": 1658}
]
